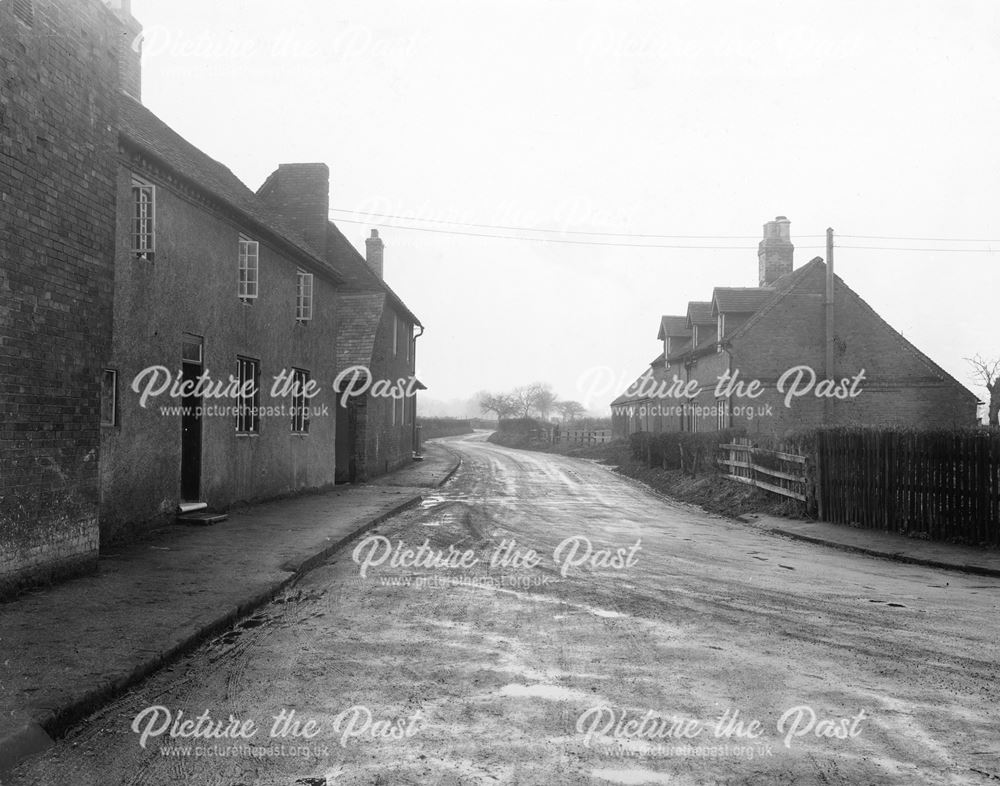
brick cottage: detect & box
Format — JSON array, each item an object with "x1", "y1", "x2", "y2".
[
  {"x1": 1, "y1": 0, "x2": 424, "y2": 594},
  {"x1": 612, "y1": 217, "x2": 978, "y2": 438}
]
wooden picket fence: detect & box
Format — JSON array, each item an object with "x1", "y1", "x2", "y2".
[
  {"x1": 557, "y1": 429, "x2": 613, "y2": 445},
  {"x1": 815, "y1": 430, "x2": 1000, "y2": 545},
  {"x1": 716, "y1": 438, "x2": 808, "y2": 502}
]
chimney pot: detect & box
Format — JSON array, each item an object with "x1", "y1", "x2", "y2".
[
  {"x1": 366, "y1": 229, "x2": 384, "y2": 279},
  {"x1": 758, "y1": 215, "x2": 794, "y2": 286}
]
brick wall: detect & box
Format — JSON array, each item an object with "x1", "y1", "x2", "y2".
[{"x1": 0, "y1": 0, "x2": 120, "y2": 594}]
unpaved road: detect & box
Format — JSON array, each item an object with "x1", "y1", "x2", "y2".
[{"x1": 9, "y1": 433, "x2": 1000, "y2": 785}]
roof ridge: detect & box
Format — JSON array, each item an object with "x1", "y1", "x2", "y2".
[
  {"x1": 325, "y1": 221, "x2": 422, "y2": 326},
  {"x1": 725, "y1": 257, "x2": 823, "y2": 341}
]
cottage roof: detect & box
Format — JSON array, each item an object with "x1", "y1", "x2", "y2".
[
  {"x1": 686, "y1": 301, "x2": 715, "y2": 327},
  {"x1": 325, "y1": 223, "x2": 422, "y2": 327},
  {"x1": 724, "y1": 258, "x2": 823, "y2": 342},
  {"x1": 334, "y1": 292, "x2": 386, "y2": 370},
  {"x1": 657, "y1": 315, "x2": 691, "y2": 341},
  {"x1": 711, "y1": 287, "x2": 774, "y2": 315},
  {"x1": 665, "y1": 339, "x2": 692, "y2": 363},
  {"x1": 117, "y1": 93, "x2": 342, "y2": 284}
]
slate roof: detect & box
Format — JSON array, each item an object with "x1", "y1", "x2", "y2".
[
  {"x1": 686, "y1": 301, "x2": 715, "y2": 326},
  {"x1": 711, "y1": 287, "x2": 774, "y2": 315},
  {"x1": 666, "y1": 338, "x2": 691, "y2": 362},
  {"x1": 657, "y1": 315, "x2": 690, "y2": 341},
  {"x1": 727, "y1": 258, "x2": 976, "y2": 396},
  {"x1": 325, "y1": 223, "x2": 422, "y2": 327},
  {"x1": 334, "y1": 292, "x2": 386, "y2": 369},
  {"x1": 618, "y1": 255, "x2": 976, "y2": 406},
  {"x1": 725, "y1": 258, "x2": 822, "y2": 342},
  {"x1": 611, "y1": 369, "x2": 656, "y2": 406},
  {"x1": 117, "y1": 93, "x2": 342, "y2": 283}
]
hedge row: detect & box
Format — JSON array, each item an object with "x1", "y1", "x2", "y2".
[
  {"x1": 629, "y1": 428, "x2": 748, "y2": 474},
  {"x1": 418, "y1": 418, "x2": 474, "y2": 440}
]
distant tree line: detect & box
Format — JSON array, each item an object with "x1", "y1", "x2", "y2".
[{"x1": 477, "y1": 383, "x2": 588, "y2": 423}]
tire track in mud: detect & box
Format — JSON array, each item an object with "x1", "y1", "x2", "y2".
[{"x1": 12, "y1": 433, "x2": 1000, "y2": 786}]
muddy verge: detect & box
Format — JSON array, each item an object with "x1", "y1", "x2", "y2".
[{"x1": 491, "y1": 434, "x2": 807, "y2": 520}]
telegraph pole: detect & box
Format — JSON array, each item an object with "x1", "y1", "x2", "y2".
[{"x1": 825, "y1": 227, "x2": 835, "y2": 381}]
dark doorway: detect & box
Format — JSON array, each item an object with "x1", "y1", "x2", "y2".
[
  {"x1": 180, "y1": 334, "x2": 203, "y2": 501},
  {"x1": 335, "y1": 391, "x2": 356, "y2": 484}
]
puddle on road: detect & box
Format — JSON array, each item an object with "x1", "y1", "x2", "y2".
[
  {"x1": 499, "y1": 683, "x2": 593, "y2": 702},
  {"x1": 458, "y1": 584, "x2": 630, "y2": 620},
  {"x1": 591, "y1": 767, "x2": 674, "y2": 784},
  {"x1": 591, "y1": 608, "x2": 627, "y2": 618}
]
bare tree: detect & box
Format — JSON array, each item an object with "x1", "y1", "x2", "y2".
[
  {"x1": 966, "y1": 354, "x2": 1000, "y2": 426},
  {"x1": 511, "y1": 383, "x2": 546, "y2": 418},
  {"x1": 557, "y1": 400, "x2": 586, "y2": 422},
  {"x1": 534, "y1": 385, "x2": 559, "y2": 420},
  {"x1": 478, "y1": 391, "x2": 518, "y2": 422}
]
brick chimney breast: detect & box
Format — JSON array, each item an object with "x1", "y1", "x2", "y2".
[
  {"x1": 366, "y1": 229, "x2": 384, "y2": 279},
  {"x1": 256, "y1": 163, "x2": 330, "y2": 256},
  {"x1": 758, "y1": 215, "x2": 793, "y2": 286},
  {"x1": 107, "y1": 0, "x2": 143, "y2": 101}
]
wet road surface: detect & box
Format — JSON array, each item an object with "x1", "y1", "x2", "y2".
[{"x1": 9, "y1": 433, "x2": 1000, "y2": 785}]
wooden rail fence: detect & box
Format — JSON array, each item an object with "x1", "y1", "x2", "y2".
[
  {"x1": 716, "y1": 439, "x2": 808, "y2": 502},
  {"x1": 556, "y1": 429, "x2": 613, "y2": 445}
]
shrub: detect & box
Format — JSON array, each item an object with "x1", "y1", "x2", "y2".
[
  {"x1": 629, "y1": 428, "x2": 747, "y2": 474},
  {"x1": 418, "y1": 418, "x2": 473, "y2": 440}
]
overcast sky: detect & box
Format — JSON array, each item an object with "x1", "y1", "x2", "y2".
[{"x1": 131, "y1": 0, "x2": 999, "y2": 414}]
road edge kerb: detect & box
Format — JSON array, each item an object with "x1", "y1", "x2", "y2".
[
  {"x1": 433, "y1": 445, "x2": 462, "y2": 488},
  {"x1": 0, "y1": 493, "x2": 425, "y2": 778},
  {"x1": 763, "y1": 527, "x2": 1000, "y2": 579}
]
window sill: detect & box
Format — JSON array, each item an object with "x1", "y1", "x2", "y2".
[{"x1": 235, "y1": 432, "x2": 260, "y2": 438}]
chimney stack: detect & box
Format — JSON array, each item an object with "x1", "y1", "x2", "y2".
[
  {"x1": 758, "y1": 215, "x2": 793, "y2": 286},
  {"x1": 255, "y1": 163, "x2": 330, "y2": 256},
  {"x1": 107, "y1": 0, "x2": 143, "y2": 101},
  {"x1": 366, "y1": 229, "x2": 384, "y2": 279}
]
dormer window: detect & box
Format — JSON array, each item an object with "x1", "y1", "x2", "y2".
[
  {"x1": 692, "y1": 325, "x2": 699, "y2": 347},
  {"x1": 717, "y1": 313, "x2": 725, "y2": 352}
]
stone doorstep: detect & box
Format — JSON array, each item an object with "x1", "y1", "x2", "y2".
[{"x1": 174, "y1": 511, "x2": 229, "y2": 526}]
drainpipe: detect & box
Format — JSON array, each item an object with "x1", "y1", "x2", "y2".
[{"x1": 412, "y1": 324, "x2": 424, "y2": 457}]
